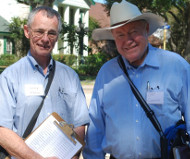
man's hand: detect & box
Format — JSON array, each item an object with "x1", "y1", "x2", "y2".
[
  {"x1": 0, "y1": 127, "x2": 44, "y2": 159},
  {"x1": 72, "y1": 156, "x2": 79, "y2": 159}
]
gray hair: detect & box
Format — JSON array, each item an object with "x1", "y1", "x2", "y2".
[{"x1": 27, "y1": 6, "x2": 62, "y2": 33}]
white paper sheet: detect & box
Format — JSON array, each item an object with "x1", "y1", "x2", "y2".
[{"x1": 25, "y1": 115, "x2": 82, "y2": 159}]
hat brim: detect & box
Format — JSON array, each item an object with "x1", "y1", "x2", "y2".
[{"x1": 92, "y1": 13, "x2": 164, "y2": 41}]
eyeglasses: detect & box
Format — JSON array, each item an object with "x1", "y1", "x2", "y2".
[{"x1": 29, "y1": 28, "x2": 58, "y2": 40}]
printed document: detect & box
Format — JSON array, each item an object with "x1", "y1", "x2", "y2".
[{"x1": 25, "y1": 114, "x2": 83, "y2": 159}]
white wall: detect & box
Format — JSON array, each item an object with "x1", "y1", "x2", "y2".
[
  {"x1": 0, "y1": 38, "x2": 4, "y2": 55},
  {"x1": 59, "y1": 0, "x2": 91, "y2": 9},
  {"x1": 0, "y1": 0, "x2": 30, "y2": 22}
]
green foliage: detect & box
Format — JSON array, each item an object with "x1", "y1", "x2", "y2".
[
  {"x1": 0, "y1": 68, "x2": 4, "y2": 74},
  {"x1": 76, "y1": 52, "x2": 111, "y2": 76},
  {"x1": 52, "y1": 54, "x2": 77, "y2": 66},
  {"x1": 104, "y1": 0, "x2": 171, "y2": 16},
  {"x1": 59, "y1": 22, "x2": 79, "y2": 54},
  {"x1": 0, "y1": 53, "x2": 111, "y2": 80},
  {"x1": 17, "y1": 0, "x2": 55, "y2": 9},
  {"x1": 9, "y1": 17, "x2": 29, "y2": 57},
  {"x1": 64, "y1": 54, "x2": 78, "y2": 66},
  {"x1": 167, "y1": 5, "x2": 187, "y2": 55},
  {"x1": 0, "y1": 54, "x2": 20, "y2": 66},
  {"x1": 60, "y1": 21, "x2": 89, "y2": 55},
  {"x1": 89, "y1": 17, "x2": 100, "y2": 40}
]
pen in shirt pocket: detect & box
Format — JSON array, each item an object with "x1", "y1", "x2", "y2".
[{"x1": 147, "y1": 81, "x2": 150, "y2": 91}]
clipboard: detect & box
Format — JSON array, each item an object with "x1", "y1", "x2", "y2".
[{"x1": 25, "y1": 112, "x2": 85, "y2": 159}]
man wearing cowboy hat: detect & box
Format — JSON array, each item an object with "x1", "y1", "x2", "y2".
[{"x1": 83, "y1": 0, "x2": 190, "y2": 159}]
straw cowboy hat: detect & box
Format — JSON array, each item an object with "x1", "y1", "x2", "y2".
[{"x1": 92, "y1": 0, "x2": 164, "y2": 41}]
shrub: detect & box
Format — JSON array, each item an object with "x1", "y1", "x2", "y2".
[
  {"x1": 0, "y1": 54, "x2": 20, "y2": 66},
  {"x1": 77, "y1": 52, "x2": 111, "y2": 76},
  {"x1": 52, "y1": 54, "x2": 77, "y2": 67}
]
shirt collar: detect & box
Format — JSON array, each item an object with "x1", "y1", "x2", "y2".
[
  {"x1": 143, "y1": 44, "x2": 160, "y2": 68},
  {"x1": 27, "y1": 51, "x2": 53, "y2": 73},
  {"x1": 122, "y1": 44, "x2": 160, "y2": 69}
]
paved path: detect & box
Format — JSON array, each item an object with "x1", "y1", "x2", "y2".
[
  {"x1": 82, "y1": 82, "x2": 94, "y2": 107},
  {"x1": 79, "y1": 82, "x2": 94, "y2": 159}
]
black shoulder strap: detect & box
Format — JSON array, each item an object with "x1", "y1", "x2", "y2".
[
  {"x1": 22, "y1": 60, "x2": 56, "y2": 139},
  {"x1": 118, "y1": 56, "x2": 168, "y2": 159},
  {"x1": 117, "y1": 55, "x2": 164, "y2": 136}
]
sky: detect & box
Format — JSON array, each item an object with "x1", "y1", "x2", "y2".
[{"x1": 94, "y1": 0, "x2": 105, "y2": 4}]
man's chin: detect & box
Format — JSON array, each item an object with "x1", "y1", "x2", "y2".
[
  {"x1": 38, "y1": 47, "x2": 51, "y2": 51},
  {"x1": 123, "y1": 52, "x2": 138, "y2": 61},
  {"x1": 38, "y1": 48, "x2": 52, "y2": 54}
]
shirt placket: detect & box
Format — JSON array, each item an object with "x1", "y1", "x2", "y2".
[{"x1": 128, "y1": 67, "x2": 143, "y2": 158}]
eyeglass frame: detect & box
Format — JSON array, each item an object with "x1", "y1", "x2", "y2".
[{"x1": 29, "y1": 27, "x2": 58, "y2": 40}]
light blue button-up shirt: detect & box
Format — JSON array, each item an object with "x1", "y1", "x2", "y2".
[
  {"x1": 0, "y1": 52, "x2": 89, "y2": 137},
  {"x1": 83, "y1": 44, "x2": 190, "y2": 159}
]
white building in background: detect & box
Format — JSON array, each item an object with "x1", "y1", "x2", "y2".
[
  {"x1": 0, "y1": 0, "x2": 30, "y2": 55},
  {"x1": 0, "y1": 0, "x2": 95, "y2": 56},
  {"x1": 53, "y1": 0, "x2": 95, "y2": 56}
]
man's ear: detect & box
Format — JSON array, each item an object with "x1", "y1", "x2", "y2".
[{"x1": 24, "y1": 25, "x2": 30, "y2": 39}]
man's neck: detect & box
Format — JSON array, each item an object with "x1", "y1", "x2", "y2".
[{"x1": 33, "y1": 54, "x2": 51, "y2": 75}]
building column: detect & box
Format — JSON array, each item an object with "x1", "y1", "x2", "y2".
[
  {"x1": 52, "y1": 5, "x2": 59, "y2": 54},
  {"x1": 83, "y1": 10, "x2": 89, "y2": 56},
  {"x1": 74, "y1": 8, "x2": 80, "y2": 26},
  {"x1": 63, "y1": 6, "x2": 70, "y2": 54},
  {"x1": 73, "y1": 8, "x2": 80, "y2": 56}
]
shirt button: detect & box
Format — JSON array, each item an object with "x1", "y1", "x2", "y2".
[
  {"x1": 136, "y1": 136, "x2": 140, "y2": 140},
  {"x1": 139, "y1": 152, "x2": 142, "y2": 156},
  {"x1": 136, "y1": 74, "x2": 138, "y2": 78},
  {"x1": 136, "y1": 104, "x2": 138, "y2": 107},
  {"x1": 47, "y1": 112, "x2": 50, "y2": 115},
  {"x1": 136, "y1": 120, "x2": 139, "y2": 123}
]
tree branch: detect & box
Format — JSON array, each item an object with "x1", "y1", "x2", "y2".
[{"x1": 167, "y1": 11, "x2": 180, "y2": 24}]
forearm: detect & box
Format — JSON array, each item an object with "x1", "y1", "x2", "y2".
[
  {"x1": 71, "y1": 125, "x2": 85, "y2": 159},
  {"x1": 0, "y1": 127, "x2": 43, "y2": 159},
  {"x1": 74, "y1": 125, "x2": 85, "y2": 141}
]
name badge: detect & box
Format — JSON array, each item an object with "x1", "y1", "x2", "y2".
[
  {"x1": 25, "y1": 84, "x2": 44, "y2": 96},
  {"x1": 146, "y1": 91, "x2": 164, "y2": 105}
]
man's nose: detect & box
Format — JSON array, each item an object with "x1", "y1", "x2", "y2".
[
  {"x1": 41, "y1": 33, "x2": 50, "y2": 41},
  {"x1": 125, "y1": 34, "x2": 134, "y2": 44}
]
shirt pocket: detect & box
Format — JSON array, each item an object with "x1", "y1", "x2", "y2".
[{"x1": 56, "y1": 87, "x2": 77, "y2": 124}]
